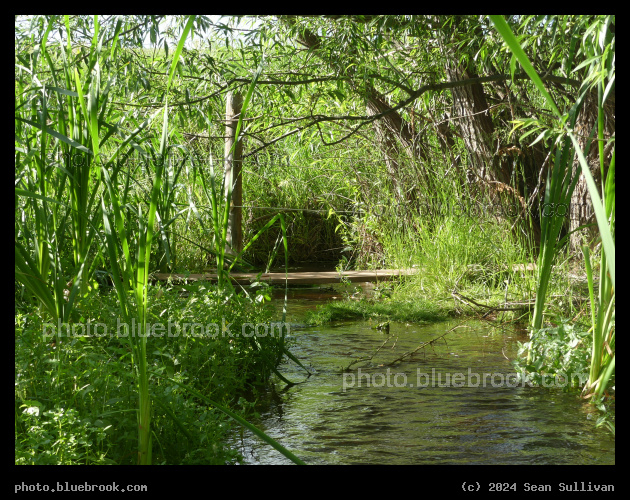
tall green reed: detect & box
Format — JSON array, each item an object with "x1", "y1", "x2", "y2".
[
  {"x1": 16, "y1": 15, "x2": 308, "y2": 464},
  {"x1": 581, "y1": 86, "x2": 615, "y2": 399},
  {"x1": 491, "y1": 15, "x2": 614, "y2": 395},
  {"x1": 15, "y1": 15, "x2": 118, "y2": 323},
  {"x1": 92, "y1": 12, "x2": 191, "y2": 464}
]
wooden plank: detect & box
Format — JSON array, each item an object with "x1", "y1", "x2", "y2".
[
  {"x1": 511, "y1": 263, "x2": 537, "y2": 272},
  {"x1": 152, "y1": 268, "x2": 417, "y2": 285}
]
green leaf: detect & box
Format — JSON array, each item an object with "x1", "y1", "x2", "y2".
[
  {"x1": 166, "y1": 16, "x2": 196, "y2": 95},
  {"x1": 490, "y1": 16, "x2": 561, "y2": 117},
  {"x1": 15, "y1": 117, "x2": 92, "y2": 155},
  {"x1": 159, "y1": 374, "x2": 306, "y2": 464},
  {"x1": 509, "y1": 54, "x2": 517, "y2": 81}
]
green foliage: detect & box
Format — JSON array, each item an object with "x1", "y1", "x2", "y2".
[
  {"x1": 15, "y1": 282, "x2": 290, "y2": 464},
  {"x1": 16, "y1": 14, "x2": 615, "y2": 460},
  {"x1": 307, "y1": 289, "x2": 448, "y2": 326},
  {"x1": 15, "y1": 406, "x2": 113, "y2": 465},
  {"x1": 512, "y1": 320, "x2": 591, "y2": 390},
  {"x1": 491, "y1": 15, "x2": 614, "y2": 402}
]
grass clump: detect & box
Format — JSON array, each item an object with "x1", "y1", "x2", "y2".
[{"x1": 306, "y1": 285, "x2": 449, "y2": 326}]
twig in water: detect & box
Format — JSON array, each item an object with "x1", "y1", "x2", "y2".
[
  {"x1": 343, "y1": 336, "x2": 396, "y2": 371},
  {"x1": 386, "y1": 323, "x2": 470, "y2": 365}
]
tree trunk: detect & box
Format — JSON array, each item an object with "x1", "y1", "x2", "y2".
[
  {"x1": 224, "y1": 91, "x2": 243, "y2": 256},
  {"x1": 435, "y1": 17, "x2": 541, "y2": 245},
  {"x1": 568, "y1": 90, "x2": 615, "y2": 253},
  {"x1": 364, "y1": 87, "x2": 424, "y2": 201}
]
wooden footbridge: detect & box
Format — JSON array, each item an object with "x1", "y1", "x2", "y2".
[{"x1": 153, "y1": 268, "x2": 417, "y2": 286}]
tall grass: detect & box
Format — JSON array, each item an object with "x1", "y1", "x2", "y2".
[
  {"x1": 98, "y1": 15, "x2": 196, "y2": 465},
  {"x1": 15, "y1": 16, "x2": 105, "y2": 324}
]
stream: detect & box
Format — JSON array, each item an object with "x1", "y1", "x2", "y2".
[{"x1": 230, "y1": 286, "x2": 615, "y2": 465}]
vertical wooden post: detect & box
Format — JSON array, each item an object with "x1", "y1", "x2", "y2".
[{"x1": 224, "y1": 91, "x2": 243, "y2": 256}]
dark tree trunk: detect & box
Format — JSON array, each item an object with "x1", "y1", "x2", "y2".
[
  {"x1": 435, "y1": 17, "x2": 542, "y2": 245},
  {"x1": 365, "y1": 87, "x2": 426, "y2": 201},
  {"x1": 569, "y1": 90, "x2": 615, "y2": 253}
]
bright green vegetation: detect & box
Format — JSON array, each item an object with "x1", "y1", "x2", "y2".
[
  {"x1": 15, "y1": 15, "x2": 613, "y2": 464},
  {"x1": 15, "y1": 285, "x2": 280, "y2": 464},
  {"x1": 306, "y1": 287, "x2": 448, "y2": 326}
]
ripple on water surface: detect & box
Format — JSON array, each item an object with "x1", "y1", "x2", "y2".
[{"x1": 231, "y1": 292, "x2": 615, "y2": 465}]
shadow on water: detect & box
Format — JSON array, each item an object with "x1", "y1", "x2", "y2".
[{"x1": 231, "y1": 289, "x2": 615, "y2": 465}]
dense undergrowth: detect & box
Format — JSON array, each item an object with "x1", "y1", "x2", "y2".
[{"x1": 15, "y1": 283, "x2": 281, "y2": 465}]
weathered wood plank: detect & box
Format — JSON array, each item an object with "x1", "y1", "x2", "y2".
[{"x1": 152, "y1": 269, "x2": 417, "y2": 285}]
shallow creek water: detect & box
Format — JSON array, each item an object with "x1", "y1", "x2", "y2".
[{"x1": 230, "y1": 287, "x2": 615, "y2": 465}]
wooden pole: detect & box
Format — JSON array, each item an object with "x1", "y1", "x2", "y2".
[{"x1": 224, "y1": 91, "x2": 243, "y2": 255}]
